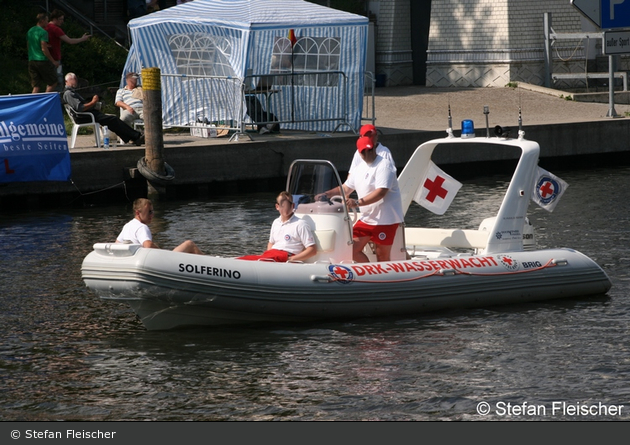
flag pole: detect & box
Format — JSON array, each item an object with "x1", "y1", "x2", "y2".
[{"x1": 289, "y1": 29, "x2": 295, "y2": 124}]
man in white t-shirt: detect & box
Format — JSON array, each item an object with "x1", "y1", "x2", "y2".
[
  {"x1": 116, "y1": 198, "x2": 203, "y2": 254},
  {"x1": 348, "y1": 124, "x2": 395, "y2": 175},
  {"x1": 239, "y1": 191, "x2": 316, "y2": 262},
  {"x1": 320, "y1": 136, "x2": 403, "y2": 263}
]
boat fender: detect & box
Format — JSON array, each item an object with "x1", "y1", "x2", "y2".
[{"x1": 137, "y1": 157, "x2": 175, "y2": 186}]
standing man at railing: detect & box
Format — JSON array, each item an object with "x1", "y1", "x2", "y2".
[
  {"x1": 27, "y1": 13, "x2": 58, "y2": 93},
  {"x1": 45, "y1": 9, "x2": 91, "y2": 91}
]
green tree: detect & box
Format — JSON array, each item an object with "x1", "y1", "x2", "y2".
[{"x1": 0, "y1": 0, "x2": 128, "y2": 95}]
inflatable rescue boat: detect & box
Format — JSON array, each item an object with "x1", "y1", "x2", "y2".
[{"x1": 82, "y1": 123, "x2": 612, "y2": 330}]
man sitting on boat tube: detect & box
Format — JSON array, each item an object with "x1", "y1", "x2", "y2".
[
  {"x1": 318, "y1": 136, "x2": 404, "y2": 263},
  {"x1": 238, "y1": 191, "x2": 317, "y2": 263},
  {"x1": 116, "y1": 198, "x2": 203, "y2": 255}
]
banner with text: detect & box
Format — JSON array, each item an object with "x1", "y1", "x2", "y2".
[{"x1": 0, "y1": 93, "x2": 71, "y2": 183}]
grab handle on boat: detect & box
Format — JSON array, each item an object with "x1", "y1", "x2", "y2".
[
  {"x1": 552, "y1": 258, "x2": 568, "y2": 266},
  {"x1": 311, "y1": 275, "x2": 333, "y2": 283}
]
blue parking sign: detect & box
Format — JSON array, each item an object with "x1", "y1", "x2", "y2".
[{"x1": 602, "y1": 0, "x2": 630, "y2": 29}]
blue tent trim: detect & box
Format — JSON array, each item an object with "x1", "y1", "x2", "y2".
[{"x1": 123, "y1": 0, "x2": 368, "y2": 131}]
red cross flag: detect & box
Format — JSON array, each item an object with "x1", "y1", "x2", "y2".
[
  {"x1": 531, "y1": 167, "x2": 568, "y2": 212},
  {"x1": 413, "y1": 161, "x2": 462, "y2": 215}
]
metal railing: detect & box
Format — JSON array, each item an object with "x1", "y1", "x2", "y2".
[
  {"x1": 43, "y1": 0, "x2": 129, "y2": 52},
  {"x1": 161, "y1": 73, "x2": 244, "y2": 135},
  {"x1": 159, "y1": 70, "x2": 369, "y2": 140},
  {"x1": 241, "y1": 71, "x2": 353, "y2": 134},
  {"x1": 543, "y1": 12, "x2": 623, "y2": 117},
  {"x1": 362, "y1": 71, "x2": 376, "y2": 128}
]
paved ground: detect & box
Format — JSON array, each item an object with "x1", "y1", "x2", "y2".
[
  {"x1": 71, "y1": 83, "x2": 630, "y2": 149},
  {"x1": 372, "y1": 83, "x2": 630, "y2": 133}
]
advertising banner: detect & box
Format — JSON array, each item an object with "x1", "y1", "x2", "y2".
[{"x1": 0, "y1": 93, "x2": 71, "y2": 183}]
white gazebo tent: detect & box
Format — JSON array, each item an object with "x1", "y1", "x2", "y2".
[{"x1": 122, "y1": 0, "x2": 368, "y2": 132}]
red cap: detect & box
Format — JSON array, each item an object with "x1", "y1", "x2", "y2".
[
  {"x1": 360, "y1": 124, "x2": 376, "y2": 138},
  {"x1": 356, "y1": 136, "x2": 374, "y2": 152}
]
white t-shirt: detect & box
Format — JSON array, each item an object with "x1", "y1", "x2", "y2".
[
  {"x1": 345, "y1": 155, "x2": 404, "y2": 226},
  {"x1": 349, "y1": 143, "x2": 394, "y2": 174},
  {"x1": 116, "y1": 218, "x2": 152, "y2": 245},
  {"x1": 269, "y1": 214, "x2": 315, "y2": 254}
]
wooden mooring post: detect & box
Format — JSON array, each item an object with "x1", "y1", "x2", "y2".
[{"x1": 140, "y1": 67, "x2": 174, "y2": 197}]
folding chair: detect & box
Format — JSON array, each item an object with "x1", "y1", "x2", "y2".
[{"x1": 64, "y1": 104, "x2": 101, "y2": 148}]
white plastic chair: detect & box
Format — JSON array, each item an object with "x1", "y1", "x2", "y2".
[{"x1": 64, "y1": 104, "x2": 101, "y2": 148}]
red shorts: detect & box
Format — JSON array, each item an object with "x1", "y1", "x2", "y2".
[
  {"x1": 352, "y1": 220, "x2": 399, "y2": 246},
  {"x1": 238, "y1": 249, "x2": 290, "y2": 262}
]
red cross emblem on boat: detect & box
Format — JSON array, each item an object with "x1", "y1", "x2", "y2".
[
  {"x1": 498, "y1": 254, "x2": 520, "y2": 271},
  {"x1": 423, "y1": 175, "x2": 448, "y2": 202},
  {"x1": 328, "y1": 265, "x2": 354, "y2": 284},
  {"x1": 538, "y1": 180, "x2": 555, "y2": 198},
  {"x1": 535, "y1": 176, "x2": 560, "y2": 205}
]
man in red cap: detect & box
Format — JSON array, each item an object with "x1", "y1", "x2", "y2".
[
  {"x1": 348, "y1": 124, "x2": 394, "y2": 176},
  {"x1": 319, "y1": 136, "x2": 403, "y2": 263}
]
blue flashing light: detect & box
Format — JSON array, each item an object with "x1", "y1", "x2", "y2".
[{"x1": 461, "y1": 119, "x2": 475, "y2": 138}]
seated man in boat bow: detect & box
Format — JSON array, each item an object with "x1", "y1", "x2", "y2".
[
  {"x1": 116, "y1": 198, "x2": 203, "y2": 255},
  {"x1": 238, "y1": 191, "x2": 317, "y2": 262}
]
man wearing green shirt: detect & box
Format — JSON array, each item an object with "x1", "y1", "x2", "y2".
[{"x1": 27, "y1": 13, "x2": 59, "y2": 93}]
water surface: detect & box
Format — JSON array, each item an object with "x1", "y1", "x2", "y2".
[{"x1": 1, "y1": 164, "x2": 629, "y2": 421}]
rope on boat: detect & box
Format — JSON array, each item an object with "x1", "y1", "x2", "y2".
[
  {"x1": 326, "y1": 259, "x2": 559, "y2": 284},
  {"x1": 452, "y1": 258, "x2": 557, "y2": 277}
]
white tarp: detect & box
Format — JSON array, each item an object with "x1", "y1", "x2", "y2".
[{"x1": 123, "y1": 0, "x2": 368, "y2": 131}]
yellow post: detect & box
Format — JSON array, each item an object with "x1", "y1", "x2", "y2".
[{"x1": 141, "y1": 67, "x2": 167, "y2": 195}]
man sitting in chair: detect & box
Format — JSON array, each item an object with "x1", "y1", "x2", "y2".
[
  {"x1": 63, "y1": 72, "x2": 145, "y2": 146},
  {"x1": 115, "y1": 72, "x2": 144, "y2": 129}
]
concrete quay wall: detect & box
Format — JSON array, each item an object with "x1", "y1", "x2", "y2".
[{"x1": 2, "y1": 119, "x2": 629, "y2": 209}]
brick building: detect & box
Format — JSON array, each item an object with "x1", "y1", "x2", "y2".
[
  {"x1": 45, "y1": 0, "x2": 629, "y2": 89},
  {"x1": 367, "y1": 0, "x2": 629, "y2": 88}
]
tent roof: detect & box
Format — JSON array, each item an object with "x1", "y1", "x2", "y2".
[{"x1": 129, "y1": 0, "x2": 369, "y2": 30}]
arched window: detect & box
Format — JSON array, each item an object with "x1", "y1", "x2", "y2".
[
  {"x1": 168, "y1": 33, "x2": 235, "y2": 77},
  {"x1": 270, "y1": 34, "x2": 341, "y2": 86}
]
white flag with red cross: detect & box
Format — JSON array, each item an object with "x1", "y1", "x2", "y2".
[
  {"x1": 531, "y1": 167, "x2": 569, "y2": 212},
  {"x1": 413, "y1": 161, "x2": 462, "y2": 215}
]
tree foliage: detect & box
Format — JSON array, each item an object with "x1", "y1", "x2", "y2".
[{"x1": 0, "y1": 0, "x2": 128, "y2": 95}]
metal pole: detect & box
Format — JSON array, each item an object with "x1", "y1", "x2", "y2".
[
  {"x1": 607, "y1": 55, "x2": 619, "y2": 118},
  {"x1": 543, "y1": 13, "x2": 552, "y2": 89}
]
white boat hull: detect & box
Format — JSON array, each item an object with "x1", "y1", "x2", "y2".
[
  {"x1": 82, "y1": 133, "x2": 613, "y2": 330},
  {"x1": 82, "y1": 244, "x2": 611, "y2": 330}
]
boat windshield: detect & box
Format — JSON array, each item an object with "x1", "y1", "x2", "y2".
[{"x1": 286, "y1": 160, "x2": 345, "y2": 209}]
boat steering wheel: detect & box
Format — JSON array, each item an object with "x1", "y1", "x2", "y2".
[{"x1": 330, "y1": 195, "x2": 358, "y2": 223}]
